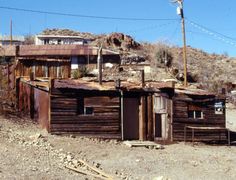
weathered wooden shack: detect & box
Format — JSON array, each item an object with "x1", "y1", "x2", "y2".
[
  {"x1": 16, "y1": 76, "x2": 228, "y2": 143},
  {"x1": 17, "y1": 77, "x2": 174, "y2": 140},
  {"x1": 172, "y1": 89, "x2": 227, "y2": 142},
  {"x1": 3, "y1": 45, "x2": 228, "y2": 143}
]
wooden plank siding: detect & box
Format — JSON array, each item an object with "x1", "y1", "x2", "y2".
[
  {"x1": 50, "y1": 90, "x2": 121, "y2": 139},
  {"x1": 172, "y1": 95, "x2": 226, "y2": 141},
  {"x1": 16, "y1": 60, "x2": 71, "y2": 79}
]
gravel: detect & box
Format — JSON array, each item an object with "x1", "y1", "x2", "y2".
[{"x1": 0, "y1": 110, "x2": 236, "y2": 180}]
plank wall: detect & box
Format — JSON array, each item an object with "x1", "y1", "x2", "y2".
[
  {"x1": 50, "y1": 89, "x2": 121, "y2": 139},
  {"x1": 172, "y1": 95, "x2": 226, "y2": 141}
]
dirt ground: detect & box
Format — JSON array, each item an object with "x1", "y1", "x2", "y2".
[
  {"x1": 226, "y1": 103, "x2": 236, "y2": 132},
  {"x1": 0, "y1": 107, "x2": 236, "y2": 180}
]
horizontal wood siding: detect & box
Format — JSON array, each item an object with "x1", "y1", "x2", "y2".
[
  {"x1": 50, "y1": 92, "x2": 121, "y2": 139},
  {"x1": 173, "y1": 96, "x2": 226, "y2": 141}
]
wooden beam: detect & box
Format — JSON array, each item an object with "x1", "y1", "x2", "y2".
[
  {"x1": 139, "y1": 96, "x2": 146, "y2": 140},
  {"x1": 78, "y1": 159, "x2": 113, "y2": 179},
  {"x1": 147, "y1": 95, "x2": 154, "y2": 141},
  {"x1": 65, "y1": 166, "x2": 108, "y2": 180}
]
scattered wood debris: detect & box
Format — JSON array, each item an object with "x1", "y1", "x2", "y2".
[
  {"x1": 123, "y1": 141, "x2": 164, "y2": 149},
  {"x1": 65, "y1": 159, "x2": 114, "y2": 180}
]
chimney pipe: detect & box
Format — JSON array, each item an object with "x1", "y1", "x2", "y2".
[{"x1": 97, "y1": 46, "x2": 103, "y2": 85}]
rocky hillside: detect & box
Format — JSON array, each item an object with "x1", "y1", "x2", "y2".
[
  {"x1": 38, "y1": 29, "x2": 236, "y2": 93},
  {"x1": 41, "y1": 28, "x2": 96, "y2": 39}
]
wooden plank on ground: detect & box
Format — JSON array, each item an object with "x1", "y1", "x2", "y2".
[
  {"x1": 65, "y1": 166, "x2": 108, "y2": 179},
  {"x1": 78, "y1": 159, "x2": 113, "y2": 180},
  {"x1": 123, "y1": 141, "x2": 163, "y2": 148}
]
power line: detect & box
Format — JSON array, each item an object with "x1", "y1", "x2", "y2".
[
  {"x1": 125, "y1": 21, "x2": 176, "y2": 34},
  {"x1": 187, "y1": 19, "x2": 236, "y2": 47},
  {"x1": 0, "y1": 6, "x2": 178, "y2": 21},
  {"x1": 186, "y1": 19, "x2": 236, "y2": 42}
]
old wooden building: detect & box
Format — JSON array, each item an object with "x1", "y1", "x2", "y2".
[
  {"x1": 2, "y1": 45, "x2": 228, "y2": 143},
  {"x1": 15, "y1": 75, "x2": 227, "y2": 142},
  {"x1": 17, "y1": 76, "x2": 175, "y2": 140},
  {"x1": 173, "y1": 89, "x2": 226, "y2": 142},
  {"x1": 1, "y1": 44, "x2": 120, "y2": 79}
]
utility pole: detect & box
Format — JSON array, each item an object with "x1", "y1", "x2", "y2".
[
  {"x1": 173, "y1": 0, "x2": 188, "y2": 87},
  {"x1": 10, "y1": 19, "x2": 12, "y2": 45}
]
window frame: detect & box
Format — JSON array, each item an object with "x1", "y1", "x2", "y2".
[{"x1": 188, "y1": 104, "x2": 204, "y2": 119}]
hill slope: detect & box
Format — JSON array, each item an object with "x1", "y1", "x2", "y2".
[{"x1": 38, "y1": 29, "x2": 236, "y2": 93}]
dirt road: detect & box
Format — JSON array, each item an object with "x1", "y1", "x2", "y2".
[{"x1": 0, "y1": 114, "x2": 236, "y2": 180}]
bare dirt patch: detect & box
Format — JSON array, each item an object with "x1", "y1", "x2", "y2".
[{"x1": 0, "y1": 115, "x2": 236, "y2": 180}]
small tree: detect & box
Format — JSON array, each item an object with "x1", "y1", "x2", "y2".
[
  {"x1": 155, "y1": 48, "x2": 173, "y2": 67},
  {"x1": 72, "y1": 66, "x2": 89, "y2": 79}
]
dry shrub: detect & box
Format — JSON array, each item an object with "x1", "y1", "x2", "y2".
[{"x1": 72, "y1": 66, "x2": 89, "y2": 79}]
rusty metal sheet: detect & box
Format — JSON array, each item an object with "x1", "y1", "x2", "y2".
[
  {"x1": 175, "y1": 88, "x2": 215, "y2": 96},
  {"x1": 34, "y1": 88, "x2": 49, "y2": 131},
  {"x1": 53, "y1": 79, "x2": 174, "y2": 92},
  {"x1": 1, "y1": 45, "x2": 119, "y2": 57},
  {"x1": 18, "y1": 81, "x2": 31, "y2": 113},
  {"x1": 19, "y1": 45, "x2": 119, "y2": 56}
]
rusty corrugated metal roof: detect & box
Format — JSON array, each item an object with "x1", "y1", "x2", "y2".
[
  {"x1": 53, "y1": 79, "x2": 174, "y2": 91},
  {"x1": 19, "y1": 76, "x2": 174, "y2": 92},
  {"x1": 54, "y1": 79, "x2": 140, "y2": 91},
  {"x1": 0, "y1": 45, "x2": 119, "y2": 57},
  {"x1": 175, "y1": 88, "x2": 215, "y2": 96}
]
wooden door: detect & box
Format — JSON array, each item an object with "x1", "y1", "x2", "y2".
[
  {"x1": 155, "y1": 113, "x2": 162, "y2": 138},
  {"x1": 123, "y1": 98, "x2": 139, "y2": 140}
]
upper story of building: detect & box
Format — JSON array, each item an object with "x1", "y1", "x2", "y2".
[{"x1": 35, "y1": 34, "x2": 94, "y2": 45}]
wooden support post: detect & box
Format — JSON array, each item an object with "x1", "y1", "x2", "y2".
[
  {"x1": 141, "y1": 70, "x2": 145, "y2": 87},
  {"x1": 184, "y1": 126, "x2": 186, "y2": 144},
  {"x1": 15, "y1": 77, "x2": 20, "y2": 110},
  {"x1": 139, "y1": 96, "x2": 147, "y2": 140},
  {"x1": 228, "y1": 129, "x2": 231, "y2": 146},
  {"x1": 120, "y1": 90, "x2": 124, "y2": 140},
  {"x1": 7, "y1": 62, "x2": 10, "y2": 97},
  {"x1": 147, "y1": 95, "x2": 154, "y2": 141},
  {"x1": 192, "y1": 128, "x2": 194, "y2": 146},
  {"x1": 97, "y1": 46, "x2": 103, "y2": 85}
]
